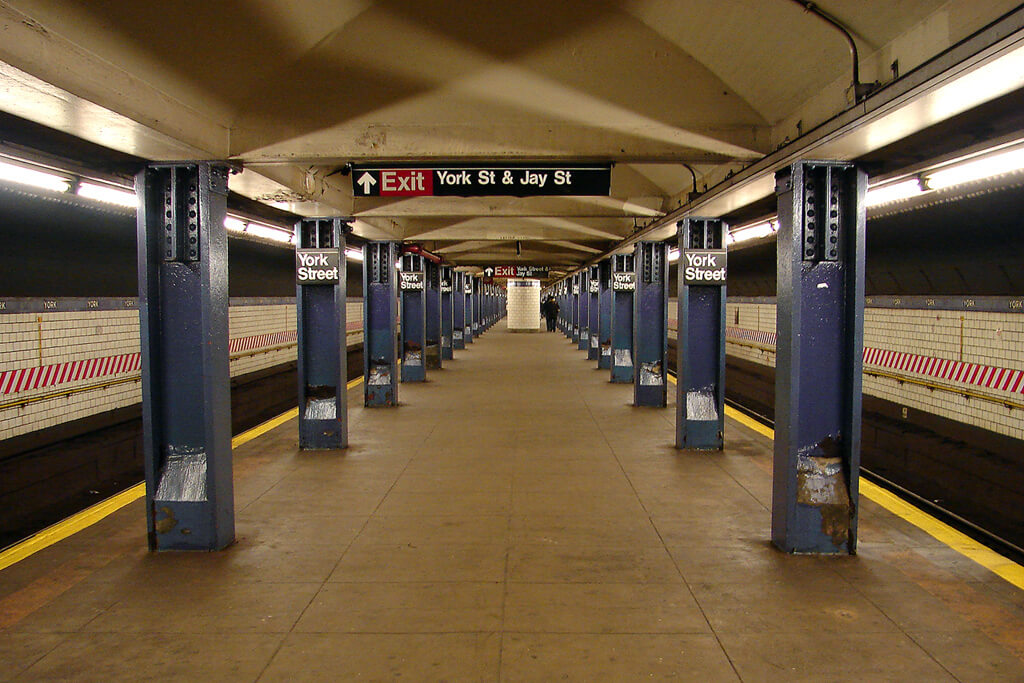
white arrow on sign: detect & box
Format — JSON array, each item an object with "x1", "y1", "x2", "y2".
[
  {"x1": 357, "y1": 172, "x2": 377, "y2": 195},
  {"x1": 483, "y1": 267, "x2": 494, "y2": 277}
]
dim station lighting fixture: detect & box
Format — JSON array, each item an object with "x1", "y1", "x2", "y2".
[
  {"x1": 728, "y1": 219, "x2": 777, "y2": 244},
  {"x1": 925, "y1": 145, "x2": 1024, "y2": 190},
  {"x1": 864, "y1": 178, "x2": 924, "y2": 207},
  {"x1": 76, "y1": 182, "x2": 138, "y2": 207},
  {"x1": 0, "y1": 159, "x2": 70, "y2": 193}
]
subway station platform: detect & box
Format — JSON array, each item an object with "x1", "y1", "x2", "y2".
[{"x1": 2, "y1": 323, "x2": 1024, "y2": 682}]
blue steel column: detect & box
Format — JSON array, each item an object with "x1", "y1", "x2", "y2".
[
  {"x1": 633, "y1": 242, "x2": 668, "y2": 406},
  {"x1": 400, "y1": 253, "x2": 428, "y2": 381},
  {"x1": 363, "y1": 241, "x2": 399, "y2": 406},
  {"x1": 577, "y1": 269, "x2": 591, "y2": 351},
  {"x1": 561, "y1": 282, "x2": 569, "y2": 333},
  {"x1": 464, "y1": 275, "x2": 475, "y2": 343},
  {"x1": 587, "y1": 264, "x2": 600, "y2": 361},
  {"x1": 675, "y1": 218, "x2": 726, "y2": 450},
  {"x1": 452, "y1": 271, "x2": 466, "y2": 350},
  {"x1": 296, "y1": 218, "x2": 348, "y2": 450},
  {"x1": 136, "y1": 162, "x2": 233, "y2": 551},
  {"x1": 425, "y1": 261, "x2": 442, "y2": 369},
  {"x1": 597, "y1": 260, "x2": 613, "y2": 369},
  {"x1": 441, "y1": 268, "x2": 454, "y2": 356},
  {"x1": 610, "y1": 254, "x2": 635, "y2": 383},
  {"x1": 772, "y1": 160, "x2": 866, "y2": 555},
  {"x1": 472, "y1": 277, "x2": 482, "y2": 337},
  {"x1": 573, "y1": 274, "x2": 581, "y2": 344}
]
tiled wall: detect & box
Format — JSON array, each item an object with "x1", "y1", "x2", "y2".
[
  {"x1": 507, "y1": 279, "x2": 540, "y2": 330},
  {"x1": 0, "y1": 299, "x2": 365, "y2": 442},
  {"x1": 722, "y1": 301, "x2": 1023, "y2": 441}
]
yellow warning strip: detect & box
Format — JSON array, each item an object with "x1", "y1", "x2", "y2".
[
  {"x1": 0, "y1": 483, "x2": 145, "y2": 572},
  {"x1": 0, "y1": 376, "x2": 367, "y2": 572},
  {"x1": 719, "y1": 402, "x2": 1024, "y2": 590}
]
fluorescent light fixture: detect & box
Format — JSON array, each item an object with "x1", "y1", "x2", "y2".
[
  {"x1": 224, "y1": 216, "x2": 247, "y2": 232},
  {"x1": 926, "y1": 146, "x2": 1024, "y2": 190},
  {"x1": 76, "y1": 182, "x2": 137, "y2": 207},
  {"x1": 729, "y1": 219, "x2": 775, "y2": 244},
  {"x1": 345, "y1": 247, "x2": 364, "y2": 261},
  {"x1": 0, "y1": 160, "x2": 70, "y2": 193},
  {"x1": 668, "y1": 248, "x2": 680, "y2": 262},
  {"x1": 245, "y1": 221, "x2": 293, "y2": 243},
  {"x1": 865, "y1": 178, "x2": 925, "y2": 207}
]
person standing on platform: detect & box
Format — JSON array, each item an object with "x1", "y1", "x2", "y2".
[{"x1": 542, "y1": 295, "x2": 559, "y2": 332}]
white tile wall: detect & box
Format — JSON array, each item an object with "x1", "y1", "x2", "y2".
[
  {"x1": 0, "y1": 299, "x2": 362, "y2": 442},
  {"x1": 725, "y1": 301, "x2": 1023, "y2": 441},
  {"x1": 508, "y1": 280, "x2": 540, "y2": 331}
]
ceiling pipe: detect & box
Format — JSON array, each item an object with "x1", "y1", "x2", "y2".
[
  {"x1": 790, "y1": 0, "x2": 874, "y2": 101},
  {"x1": 681, "y1": 163, "x2": 702, "y2": 202},
  {"x1": 401, "y1": 243, "x2": 443, "y2": 264}
]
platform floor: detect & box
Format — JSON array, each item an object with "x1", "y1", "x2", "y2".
[{"x1": 2, "y1": 322, "x2": 1024, "y2": 681}]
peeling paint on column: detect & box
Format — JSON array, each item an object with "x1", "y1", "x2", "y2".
[{"x1": 795, "y1": 436, "x2": 851, "y2": 546}]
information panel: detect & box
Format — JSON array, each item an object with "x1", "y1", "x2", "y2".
[{"x1": 352, "y1": 165, "x2": 611, "y2": 197}]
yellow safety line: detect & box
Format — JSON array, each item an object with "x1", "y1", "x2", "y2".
[
  {"x1": 0, "y1": 377, "x2": 367, "y2": 572},
  {"x1": 0, "y1": 482, "x2": 145, "y2": 572},
  {"x1": 719, "y1": 403, "x2": 1024, "y2": 590}
]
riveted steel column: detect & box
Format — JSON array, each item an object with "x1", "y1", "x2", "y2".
[
  {"x1": 610, "y1": 254, "x2": 635, "y2": 383},
  {"x1": 570, "y1": 274, "x2": 580, "y2": 342},
  {"x1": 425, "y1": 261, "x2": 442, "y2": 369},
  {"x1": 587, "y1": 264, "x2": 601, "y2": 360},
  {"x1": 772, "y1": 160, "x2": 866, "y2": 555},
  {"x1": 472, "y1": 277, "x2": 482, "y2": 337},
  {"x1": 577, "y1": 269, "x2": 591, "y2": 351},
  {"x1": 675, "y1": 218, "x2": 726, "y2": 450},
  {"x1": 463, "y1": 274, "x2": 475, "y2": 343},
  {"x1": 561, "y1": 282, "x2": 569, "y2": 335},
  {"x1": 452, "y1": 271, "x2": 466, "y2": 350},
  {"x1": 363, "y1": 241, "x2": 399, "y2": 406},
  {"x1": 633, "y1": 242, "x2": 668, "y2": 406},
  {"x1": 296, "y1": 218, "x2": 348, "y2": 450},
  {"x1": 137, "y1": 162, "x2": 233, "y2": 551},
  {"x1": 597, "y1": 260, "x2": 613, "y2": 369},
  {"x1": 400, "y1": 252, "x2": 427, "y2": 382}
]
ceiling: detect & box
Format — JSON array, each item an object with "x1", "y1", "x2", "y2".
[{"x1": 0, "y1": 0, "x2": 1021, "y2": 275}]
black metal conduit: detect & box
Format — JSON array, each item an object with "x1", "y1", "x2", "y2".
[{"x1": 788, "y1": 0, "x2": 864, "y2": 98}]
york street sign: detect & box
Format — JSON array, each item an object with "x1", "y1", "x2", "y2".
[
  {"x1": 612, "y1": 272, "x2": 636, "y2": 291},
  {"x1": 682, "y1": 250, "x2": 727, "y2": 285},
  {"x1": 296, "y1": 249, "x2": 340, "y2": 284},
  {"x1": 352, "y1": 165, "x2": 611, "y2": 198},
  {"x1": 400, "y1": 271, "x2": 425, "y2": 291}
]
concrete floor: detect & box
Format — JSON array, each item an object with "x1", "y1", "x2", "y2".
[{"x1": 2, "y1": 322, "x2": 1024, "y2": 681}]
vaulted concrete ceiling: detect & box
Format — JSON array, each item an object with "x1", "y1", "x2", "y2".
[{"x1": 0, "y1": 0, "x2": 1019, "y2": 270}]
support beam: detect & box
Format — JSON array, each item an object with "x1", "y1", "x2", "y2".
[
  {"x1": 463, "y1": 274, "x2": 475, "y2": 344},
  {"x1": 296, "y1": 217, "x2": 348, "y2": 450},
  {"x1": 772, "y1": 160, "x2": 866, "y2": 555},
  {"x1": 570, "y1": 273, "x2": 581, "y2": 344},
  {"x1": 400, "y1": 252, "x2": 428, "y2": 382},
  {"x1": 675, "y1": 218, "x2": 726, "y2": 450},
  {"x1": 610, "y1": 253, "x2": 635, "y2": 382},
  {"x1": 587, "y1": 264, "x2": 601, "y2": 361},
  {"x1": 633, "y1": 242, "x2": 668, "y2": 407},
  {"x1": 137, "y1": 162, "x2": 233, "y2": 551},
  {"x1": 577, "y1": 269, "x2": 590, "y2": 352},
  {"x1": 597, "y1": 259, "x2": 613, "y2": 370},
  {"x1": 363, "y1": 241, "x2": 399, "y2": 406},
  {"x1": 425, "y1": 261, "x2": 442, "y2": 369},
  {"x1": 452, "y1": 270, "x2": 466, "y2": 350}
]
